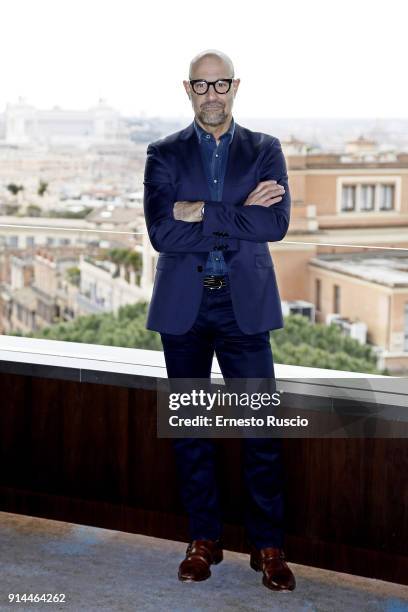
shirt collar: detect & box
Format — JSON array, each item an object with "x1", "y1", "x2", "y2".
[{"x1": 193, "y1": 116, "x2": 235, "y2": 145}]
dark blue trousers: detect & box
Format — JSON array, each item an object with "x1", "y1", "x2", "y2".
[{"x1": 160, "y1": 278, "x2": 284, "y2": 549}]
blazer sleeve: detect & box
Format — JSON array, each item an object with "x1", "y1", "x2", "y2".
[
  {"x1": 143, "y1": 143, "x2": 239, "y2": 253},
  {"x1": 201, "y1": 137, "x2": 291, "y2": 243}
]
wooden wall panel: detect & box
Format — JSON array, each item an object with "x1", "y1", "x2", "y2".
[{"x1": 0, "y1": 371, "x2": 407, "y2": 585}]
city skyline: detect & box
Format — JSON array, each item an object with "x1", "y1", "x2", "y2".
[{"x1": 2, "y1": 0, "x2": 408, "y2": 119}]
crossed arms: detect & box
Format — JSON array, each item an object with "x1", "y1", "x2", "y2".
[{"x1": 143, "y1": 137, "x2": 291, "y2": 253}]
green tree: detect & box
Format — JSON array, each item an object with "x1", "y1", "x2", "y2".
[
  {"x1": 66, "y1": 266, "x2": 80, "y2": 287},
  {"x1": 102, "y1": 248, "x2": 142, "y2": 283},
  {"x1": 26, "y1": 204, "x2": 42, "y2": 217},
  {"x1": 46, "y1": 207, "x2": 94, "y2": 219},
  {"x1": 10, "y1": 309, "x2": 386, "y2": 374},
  {"x1": 105, "y1": 248, "x2": 142, "y2": 271},
  {"x1": 7, "y1": 183, "x2": 24, "y2": 196},
  {"x1": 38, "y1": 180, "x2": 48, "y2": 196},
  {"x1": 16, "y1": 302, "x2": 161, "y2": 351},
  {"x1": 5, "y1": 204, "x2": 19, "y2": 215},
  {"x1": 271, "y1": 314, "x2": 384, "y2": 374}
]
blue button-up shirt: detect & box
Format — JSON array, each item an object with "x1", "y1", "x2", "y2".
[{"x1": 193, "y1": 116, "x2": 235, "y2": 276}]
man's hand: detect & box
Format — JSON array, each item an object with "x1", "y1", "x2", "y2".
[
  {"x1": 173, "y1": 180, "x2": 284, "y2": 221},
  {"x1": 244, "y1": 180, "x2": 285, "y2": 207},
  {"x1": 173, "y1": 201, "x2": 204, "y2": 222}
]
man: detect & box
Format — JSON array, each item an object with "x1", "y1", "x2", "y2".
[{"x1": 143, "y1": 49, "x2": 295, "y2": 592}]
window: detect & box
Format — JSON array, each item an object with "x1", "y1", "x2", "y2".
[
  {"x1": 333, "y1": 285, "x2": 340, "y2": 313},
  {"x1": 379, "y1": 184, "x2": 394, "y2": 211},
  {"x1": 341, "y1": 185, "x2": 356, "y2": 211},
  {"x1": 360, "y1": 184, "x2": 375, "y2": 211},
  {"x1": 340, "y1": 181, "x2": 396, "y2": 213}
]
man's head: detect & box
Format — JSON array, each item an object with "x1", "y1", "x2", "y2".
[{"x1": 183, "y1": 49, "x2": 240, "y2": 128}]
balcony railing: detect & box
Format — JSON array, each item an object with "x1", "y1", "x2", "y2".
[{"x1": 0, "y1": 331, "x2": 407, "y2": 586}]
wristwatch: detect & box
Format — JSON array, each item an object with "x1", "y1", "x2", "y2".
[{"x1": 201, "y1": 204, "x2": 205, "y2": 219}]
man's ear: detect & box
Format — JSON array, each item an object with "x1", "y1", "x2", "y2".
[
  {"x1": 183, "y1": 79, "x2": 192, "y2": 99},
  {"x1": 233, "y1": 78, "x2": 241, "y2": 96}
]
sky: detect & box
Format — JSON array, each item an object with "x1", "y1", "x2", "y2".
[{"x1": 1, "y1": 0, "x2": 408, "y2": 119}]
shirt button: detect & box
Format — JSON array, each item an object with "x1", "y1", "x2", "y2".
[
  {"x1": 206, "y1": 134, "x2": 210, "y2": 139},
  {"x1": 215, "y1": 154, "x2": 219, "y2": 157},
  {"x1": 215, "y1": 257, "x2": 220, "y2": 261},
  {"x1": 213, "y1": 179, "x2": 217, "y2": 183}
]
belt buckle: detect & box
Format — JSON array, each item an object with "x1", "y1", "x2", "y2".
[
  {"x1": 211, "y1": 279, "x2": 223, "y2": 290},
  {"x1": 204, "y1": 275, "x2": 225, "y2": 290}
]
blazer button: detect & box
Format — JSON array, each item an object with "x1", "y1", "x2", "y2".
[{"x1": 197, "y1": 265, "x2": 203, "y2": 272}]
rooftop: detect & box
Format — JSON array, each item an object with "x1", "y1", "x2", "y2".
[{"x1": 310, "y1": 252, "x2": 408, "y2": 287}]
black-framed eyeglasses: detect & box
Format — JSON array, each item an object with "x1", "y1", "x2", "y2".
[{"x1": 189, "y1": 79, "x2": 233, "y2": 95}]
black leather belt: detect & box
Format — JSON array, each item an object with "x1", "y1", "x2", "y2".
[{"x1": 203, "y1": 275, "x2": 227, "y2": 289}]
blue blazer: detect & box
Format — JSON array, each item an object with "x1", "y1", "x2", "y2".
[{"x1": 143, "y1": 120, "x2": 291, "y2": 334}]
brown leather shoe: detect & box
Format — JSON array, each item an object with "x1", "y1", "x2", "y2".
[
  {"x1": 178, "y1": 539, "x2": 223, "y2": 582},
  {"x1": 250, "y1": 546, "x2": 296, "y2": 591}
]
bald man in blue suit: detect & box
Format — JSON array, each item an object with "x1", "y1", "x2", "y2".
[{"x1": 143, "y1": 49, "x2": 295, "y2": 592}]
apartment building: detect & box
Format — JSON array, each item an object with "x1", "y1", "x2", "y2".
[
  {"x1": 308, "y1": 253, "x2": 408, "y2": 372},
  {"x1": 268, "y1": 135, "x2": 408, "y2": 372}
]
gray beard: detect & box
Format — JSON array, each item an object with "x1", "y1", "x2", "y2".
[{"x1": 198, "y1": 108, "x2": 227, "y2": 127}]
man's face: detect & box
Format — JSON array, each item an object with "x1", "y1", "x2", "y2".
[{"x1": 183, "y1": 57, "x2": 240, "y2": 127}]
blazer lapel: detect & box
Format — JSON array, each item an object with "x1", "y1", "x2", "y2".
[
  {"x1": 179, "y1": 122, "x2": 211, "y2": 200},
  {"x1": 222, "y1": 123, "x2": 252, "y2": 204}
]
